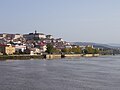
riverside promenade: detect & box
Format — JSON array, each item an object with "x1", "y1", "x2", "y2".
[
  {"x1": 45, "y1": 54, "x2": 100, "y2": 59},
  {"x1": 0, "y1": 54, "x2": 100, "y2": 60},
  {"x1": 0, "y1": 55, "x2": 44, "y2": 60}
]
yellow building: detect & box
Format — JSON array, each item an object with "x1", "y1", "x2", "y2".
[{"x1": 5, "y1": 45, "x2": 15, "y2": 55}]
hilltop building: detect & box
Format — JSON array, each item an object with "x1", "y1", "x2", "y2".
[
  {"x1": 23, "y1": 31, "x2": 46, "y2": 40},
  {"x1": 46, "y1": 35, "x2": 53, "y2": 39}
]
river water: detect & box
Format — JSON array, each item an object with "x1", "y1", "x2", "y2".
[{"x1": 0, "y1": 55, "x2": 120, "y2": 90}]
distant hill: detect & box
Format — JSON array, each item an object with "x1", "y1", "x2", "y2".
[
  {"x1": 71, "y1": 42, "x2": 120, "y2": 49},
  {"x1": 108, "y1": 44, "x2": 120, "y2": 48}
]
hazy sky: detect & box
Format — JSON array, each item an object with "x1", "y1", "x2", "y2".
[{"x1": 0, "y1": 0, "x2": 120, "y2": 43}]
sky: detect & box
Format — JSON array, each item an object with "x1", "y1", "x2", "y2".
[{"x1": 0, "y1": 0, "x2": 120, "y2": 44}]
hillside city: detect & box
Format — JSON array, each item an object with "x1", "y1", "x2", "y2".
[{"x1": 0, "y1": 31, "x2": 118, "y2": 56}]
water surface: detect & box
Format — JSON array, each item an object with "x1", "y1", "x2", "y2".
[{"x1": 0, "y1": 56, "x2": 120, "y2": 90}]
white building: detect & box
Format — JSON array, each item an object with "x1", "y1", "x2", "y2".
[
  {"x1": 15, "y1": 45, "x2": 26, "y2": 52},
  {"x1": 35, "y1": 33, "x2": 46, "y2": 39},
  {"x1": 0, "y1": 33, "x2": 7, "y2": 39},
  {"x1": 46, "y1": 35, "x2": 53, "y2": 39},
  {"x1": 14, "y1": 34, "x2": 23, "y2": 39},
  {"x1": 30, "y1": 48, "x2": 41, "y2": 55},
  {"x1": 23, "y1": 31, "x2": 46, "y2": 40},
  {"x1": 40, "y1": 45, "x2": 47, "y2": 52},
  {"x1": 56, "y1": 38, "x2": 64, "y2": 42}
]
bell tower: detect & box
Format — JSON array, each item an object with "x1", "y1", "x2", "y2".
[{"x1": 35, "y1": 30, "x2": 37, "y2": 34}]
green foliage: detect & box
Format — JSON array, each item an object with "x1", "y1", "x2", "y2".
[
  {"x1": 52, "y1": 48, "x2": 61, "y2": 54},
  {"x1": 61, "y1": 48, "x2": 72, "y2": 54},
  {"x1": 71, "y1": 47, "x2": 82, "y2": 54},
  {"x1": 93, "y1": 49, "x2": 99, "y2": 54},
  {"x1": 84, "y1": 46, "x2": 99, "y2": 54},
  {"x1": 46, "y1": 44, "x2": 60, "y2": 54},
  {"x1": 83, "y1": 49, "x2": 88, "y2": 54},
  {"x1": 46, "y1": 44, "x2": 54, "y2": 54},
  {"x1": 61, "y1": 47, "x2": 82, "y2": 54},
  {"x1": 9, "y1": 41, "x2": 14, "y2": 45},
  {"x1": 46, "y1": 45, "x2": 99, "y2": 54}
]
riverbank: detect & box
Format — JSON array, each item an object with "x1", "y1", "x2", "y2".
[
  {"x1": 0, "y1": 55, "x2": 44, "y2": 60},
  {"x1": 0, "y1": 54, "x2": 100, "y2": 60}
]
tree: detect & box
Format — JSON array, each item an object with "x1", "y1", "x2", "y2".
[
  {"x1": 46, "y1": 44, "x2": 61, "y2": 54},
  {"x1": 84, "y1": 46, "x2": 94, "y2": 54},
  {"x1": 52, "y1": 48, "x2": 61, "y2": 54},
  {"x1": 83, "y1": 49, "x2": 88, "y2": 54},
  {"x1": 84, "y1": 46, "x2": 99, "y2": 54},
  {"x1": 9, "y1": 41, "x2": 14, "y2": 45},
  {"x1": 61, "y1": 48, "x2": 72, "y2": 54},
  {"x1": 72, "y1": 47, "x2": 82, "y2": 54},
  {"x1": 46, "y1": 44, "x2": 54, "y2": 54},
  {"x1": 93, "y1": 49, "x2": 99, "y2": 54}
]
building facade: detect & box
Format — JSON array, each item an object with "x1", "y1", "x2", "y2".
[{"x1": 5, "y1": 45, "x2": 15, "y2": 55}]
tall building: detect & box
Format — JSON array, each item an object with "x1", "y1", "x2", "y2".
[{"x1": 23, "y1": 31, "x2": 46, "y2": 40}]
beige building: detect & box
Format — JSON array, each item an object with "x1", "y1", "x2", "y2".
[
  {"x1": 0, "y1": 33, "x2": 7, "y2": 39},
  {"x1": 5, "y1": 45, "x2": 15, "y2": 55},
  {"x1": 14, "y1": 34, "x2": 23, "y2": 39}
]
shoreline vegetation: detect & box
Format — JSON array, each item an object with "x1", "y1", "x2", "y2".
[{"x1": 0, "y1": 54, "x2": 100, "y2": 60}]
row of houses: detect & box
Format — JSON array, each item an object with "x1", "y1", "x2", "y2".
[
  {"x1": 0, "y1": 31, "x2": 99, "y2": 55},
  {"x1": 0, "y1": 33, "x2": 22, "y2": 41},
  {"x1": 0, "y1": 31, "x2": 53, "y2": 41},
  {"x1": 0, "y1": 43, "x2": 47, "y2": 55},
  {"x1": 0, "y1": 31, "x2": 73, "y2": 55}
]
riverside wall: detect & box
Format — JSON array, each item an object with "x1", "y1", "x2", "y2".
[
  {"x1": 45, "y1": 54, "x2": 100, "y2": 59},
  {"x1": 0, "y1": 54, "x2": 100, "y2": 60},
  {"x1": 64, "y1": 54, "x2": 83, "y2": 57},
  {"x1": 83, "y1": 54, "x2": 100, "y2": 57},
  {"x1": 0, "y1": 55, "x2": 44, "y2": 60},
  {"x1": 45, "y1": 54, "x2": 61, "y2": 59}
]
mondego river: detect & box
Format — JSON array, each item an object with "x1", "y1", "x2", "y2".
[{"x1": 0, "y1": 55, "x2": 120, "y2": 90}]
